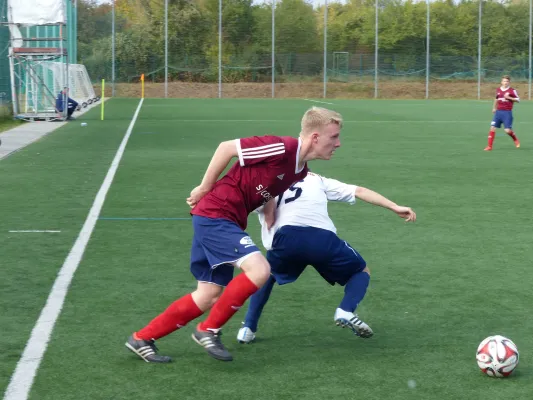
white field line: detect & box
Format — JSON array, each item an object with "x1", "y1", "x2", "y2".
[
  {"x1": 303, "y1": 98, "x2": 334, "y2": 105},
  {"x1": 8, "y1": 231, "x2": 61, "y2": 233},
  {"x1": 3, "y1": 98, "x2": 145, "y2": 400},
  {"x1": 147, "y1": 119, "x2": 530, "y2": 124}
]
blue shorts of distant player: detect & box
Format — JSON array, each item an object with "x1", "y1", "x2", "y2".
[
  {"x1": 190, "y1": 216, "x2": 261, "y2": 286},
  {"x1": 491, "y1": 110, "x2": 513, "y2": 129},
  {"x1": 266, "y1": 225, "x2": 367, "y2": 286}
]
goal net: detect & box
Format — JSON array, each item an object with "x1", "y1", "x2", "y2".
[
  {"x1": 41, "y1": 62, "x2": 98, "y2": 107},
  {"x1": 14, "y1": 59, "x2": 99, "y2": 119}
]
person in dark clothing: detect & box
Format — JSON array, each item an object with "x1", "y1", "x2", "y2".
[{"x1": 56, "y1": 87, "x2": 78, "y2": 120}]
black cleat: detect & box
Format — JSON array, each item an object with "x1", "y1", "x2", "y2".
[
  {"x1": 192, "y1": 328, "x2": 233, "y2": 361},
  {"x1": 125, "y1": 335, "x2": 172, "y2": 363}
]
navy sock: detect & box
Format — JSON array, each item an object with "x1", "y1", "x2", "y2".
[
  {"x1": 243, "y1": 275, "x2": 276, "y2": 332},
  {"x1": 339, "y1": 271, "x2": 370, "y2": 313}
]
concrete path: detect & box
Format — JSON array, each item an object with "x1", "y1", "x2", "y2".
[{"x1": 0, "y1": 101, "x2": 104, "y2": 160}]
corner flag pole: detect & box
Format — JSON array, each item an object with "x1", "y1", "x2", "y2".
[
  {"x1": 101, "y1": 79, "x2": 105, "y2": 121},
  {"x1": 141, "y1": 74, "x2": 145, "y2": 99}
]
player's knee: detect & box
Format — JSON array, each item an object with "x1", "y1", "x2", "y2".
[
  {"x1": 192, "y1": 283, "x2": 224, "y2": 311},
  {"x1": 195, "y1": 295, "x2": 220, "y2": 310},
  {"x1": 239, "y1": 252, "x2": 271, "y2": 286},
  {"x1": 207, "y1": 295, "x2": 220, "y2": 308}
]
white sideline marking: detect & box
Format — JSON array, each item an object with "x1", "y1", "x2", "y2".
[
  {"x1": 9, "y1": 230, "x2": 61, "y2": 233},
  {"x1": 303, "y1": 98, "x2": 334, "y2": 105},
  {"x1": 159, "y1": 119, "x2": 524, "y2": 124},
  {"x1": 3, "y1": 98, "x2": 145, "y2": 400}
]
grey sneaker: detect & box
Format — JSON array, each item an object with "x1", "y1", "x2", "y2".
[
  {"x1": 125, "y1": 335, "x2": 172, "y2": 363},
  {"x1": 335, "y1": 315, "x2": 374, "y2": 338},
  {"x1": 192, "y1": 327, "x2": 233, "y2": 361}
]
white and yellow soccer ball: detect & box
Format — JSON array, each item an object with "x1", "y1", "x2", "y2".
[{"x1": 476, "y1": 335, "x2": 519, "y2": 378}]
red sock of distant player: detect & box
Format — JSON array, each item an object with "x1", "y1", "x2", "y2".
[
  {"x1": 487, "y1": 131, "x2": 495, "y2": 147},
  {"x1": 507, "y1": 130, "x2": 518, "y2": 141},
  {"x1": 135, "y1": 294, "x2": 204, "y2": 340},
  {"x1": 198, "y1": 273, "x2": 259, "y2": 331}
]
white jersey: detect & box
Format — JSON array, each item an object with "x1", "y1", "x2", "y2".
[{"x1": 256, "y1": 172, "x2": 357, "y2": 250}]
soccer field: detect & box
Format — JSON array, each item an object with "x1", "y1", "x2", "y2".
[{"x1": 1, "y1": 98, "x2": 532, "y2": 400}]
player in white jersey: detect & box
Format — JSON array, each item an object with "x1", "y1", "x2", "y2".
[{"x1": 237, "y1": 172, "x2": 416, "y2": 343}]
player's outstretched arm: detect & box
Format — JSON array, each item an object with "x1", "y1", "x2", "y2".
[
  {"x1": 355, "y1": 186, "x2": 416, "y2": 222},
  {"x1": 187, "y1": 140, "x2": 238, "y2": 208},
  {"x1": 492, "y1": 98, "x2": 497, "y2": 113}
]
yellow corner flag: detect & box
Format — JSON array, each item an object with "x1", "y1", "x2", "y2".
[
  {"x1": 141, "y1": 74, "x2": 145, "y2": 99},
  {"x1": 101, "y1": 79, "x2": 105, "y2": 121}
]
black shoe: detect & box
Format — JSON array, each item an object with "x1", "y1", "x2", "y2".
[
  {"x1": 192, "y1": 327, "x2": 233, "y2": 361},
  {"x1": 67, "y1": 116, "x2": 76, "y2": 120},
  {"x1": 125, "y1": 335, "x2": 172, "y2": 363}
]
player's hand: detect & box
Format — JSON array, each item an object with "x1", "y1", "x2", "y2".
[
  {"x1": 265, "y1": 215, "x2": 276, "y2": 230},
  {"x1": 504, "y1": 93, "x2": 512, "y2": 99},
  {"x1": 492, "y1": 108, "x2": 496, "y2": 113},
  {"x1": 187, "y1": 185, "x2": 211, "y2": 208},
  {"x1": 263, "y1": 198, "x2": 277, "y2": 230},
  {"x1": 392, "y1": 206, "x2": 416, "y2": 222}
]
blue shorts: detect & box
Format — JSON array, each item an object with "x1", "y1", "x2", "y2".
[
  {"x1": 267, "y1": 226, "x2": 366, "y2": 286},
  {"x1": 190, "y1": 216, "x2": 261, "y2": 286},
  {"x1": 491, "y1": 110, "x2": 513, "y2": 129}
]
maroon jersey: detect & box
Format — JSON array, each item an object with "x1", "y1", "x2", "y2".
[
  {"x1": 191, "y1": 136, "x2": 308, "y2": 229},
  {"x1": 496, "y1": 87, "x2": 519, "y2": 111}
]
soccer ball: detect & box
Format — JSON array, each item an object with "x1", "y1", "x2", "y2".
[{"x1": 476, "y1": 335, "x2": 519, "y2": 378}]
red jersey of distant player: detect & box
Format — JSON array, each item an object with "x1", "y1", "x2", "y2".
[
  {"x1": 495, "y1": 87, "x2": 519, "y2": 111},
  {"x1": 191, "y1": 136, "x2": 308, "y2": 230}
]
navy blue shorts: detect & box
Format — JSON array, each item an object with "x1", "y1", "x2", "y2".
[
  {"x1": 267, "y1": 226, "x2": 366, "y2": 286},
  {"x1": 190, "y1": 216, "x2": 261, "y2": 286},
  {"x1": 491, "y1": 110, "x2": 513, "y2": 129}
]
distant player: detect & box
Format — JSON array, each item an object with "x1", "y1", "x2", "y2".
[
  {"x1": 125, "y1": 107, "x2": 343, "y2": 362},
  {"x1": 485, "y1": 75, "x2": 520, "y2": 151},
  {"x1": 55, "y1": 87, "x2": 78, "y2": 120},
  {"x1": 236, "y1": 172, "x2": 416, "y2": 344}
]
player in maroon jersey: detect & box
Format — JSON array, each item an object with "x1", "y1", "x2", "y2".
[
  {"x1": 485, "y1": 75, "x2": 521, "y2": 151},
  {"x1": 125, "y1": 107, "x2": 343, "y2": 362}
]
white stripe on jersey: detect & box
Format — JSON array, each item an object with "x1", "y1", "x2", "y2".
[
  {"x1": 242, "y1": 147, "x2": 285, "y2": 156},
  {"x1": 243, "y1": 150, "x2": 285, "y2": 159},
  {"x1": 242, "y1": 142, "x2": 286, "y2": 152},
  {"x1": 242, "y1": 144, "x2": 285, "y2": 157},
  {"x1": 236, "y1": 140, "x2": 286, "y2": 166}
]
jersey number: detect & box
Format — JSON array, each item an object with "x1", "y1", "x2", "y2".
[{"x1": 277, "y1": 180, "x2": 303, "y2": 207}]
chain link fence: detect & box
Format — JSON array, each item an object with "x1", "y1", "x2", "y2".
[
  {"x1": 78, "y1": 0, "x2": 532, "y2": 100},
  {"x1": 1, "y1": 0, "x2": 12, "y2": 117}
]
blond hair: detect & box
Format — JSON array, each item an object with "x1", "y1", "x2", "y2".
[
  {"x1": 301, "y1": 106, "x2": 343, "y2": 135},
  {"x1": 502, "y1": 75, "x2": 511, "y2": 81}
]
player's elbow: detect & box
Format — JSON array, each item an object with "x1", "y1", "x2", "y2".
[{"x1": 354, "y1": 186, "x2": 368, "y2": 199}]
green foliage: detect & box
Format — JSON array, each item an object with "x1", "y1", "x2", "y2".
[{"x1": 77, "y1": 0, "x2": 533, "y2": 82}]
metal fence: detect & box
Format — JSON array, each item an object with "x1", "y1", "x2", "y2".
[{"x1": 78, "y1": 0, "x2": 533, "y2": 100}]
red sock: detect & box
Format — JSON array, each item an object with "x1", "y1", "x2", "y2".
[
  {"x1": 198, "y1": 274, "x2": 259, "y2": 331},
  {"x1": 136, "y1": 294, "x2": 204, "y2": 340},
  {"x1": 507, "y1": 130, "x2": 518, "y2": 141},
  {"x1": 488, "y1": 131, "x2": 495, "y2": 147}
]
